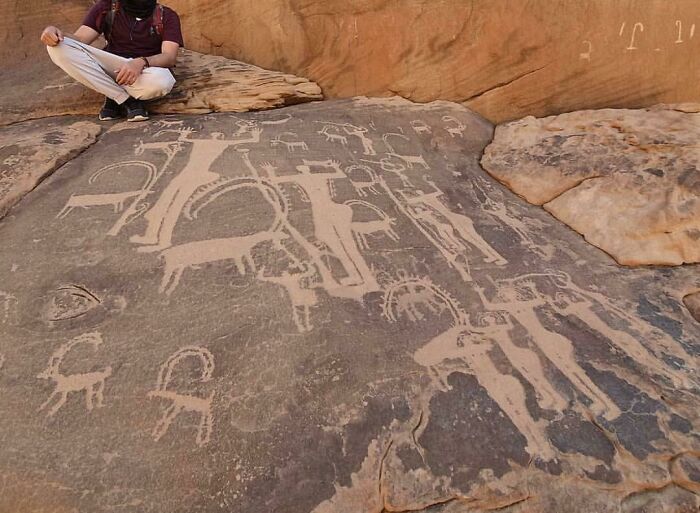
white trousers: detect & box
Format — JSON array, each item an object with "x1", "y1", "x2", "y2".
[{"x1": 47, "y1": 37, "x2": 176, "y2": 104}]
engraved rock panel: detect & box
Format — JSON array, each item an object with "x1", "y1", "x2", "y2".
[
  {"x1": 0, "y1": 98, "x2": 697, "y2": 513},
  {"x1": 481, "y1": 106, "x2": 700, "y2": 265}
]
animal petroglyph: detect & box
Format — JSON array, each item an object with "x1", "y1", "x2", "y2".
[
  {"x1": 56, "y1": 161, "x2": 159, "y2": 237},
  {"x1": 411, "y1": 120, "x2": 432, "y2": 135},
  {"x1": 345, "y1": 165, "x2": 380, "y2": 197},
  {"x1": 318, "y1": 125, "x2": 349, "y2": 147},
  {"x1": 346, "y1": 200, "x2": 399, "y2": 250},
  {"x1": 37, "y1": 332, "x2": 112, "y2": 418},
  {"x1": 383, "y1": 277, "x2": 556, "y2": 459},
  {"x1": 160, "y1": 231, "x2": 288, "y2": 295},
  {"x1": 382, "y1": 133, "x2": 430, "y2": 170},
  {"x1": 315, "y1": 122, "x2": 376, "y2": 155},
  {"x1": 270, "y1": 132, "x2": 309, "y2": 152},
  {"x1": 442, "y1": 116, "x2": 466, "y2": 138},
  {"x1": 257, "y1": 265, "x2": 319, "y2": 332},
  {"x1": 148, "y1": 346, "x2": 215, "y2": 447}
]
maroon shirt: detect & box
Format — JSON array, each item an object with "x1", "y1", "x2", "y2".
[{"x1": 82, "y1": 1, "x2": 184, "y2": 58}]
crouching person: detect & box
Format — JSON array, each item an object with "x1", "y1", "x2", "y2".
[{"x1": 40, "y1": 0, "x2": 184, "y2": 122}]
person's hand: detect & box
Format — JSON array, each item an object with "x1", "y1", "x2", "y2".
[
  {"x1": 115, "y1": 59, "x2": 146, "y2": 86},
  {"x1": 41, "y1": 26, "x2": 64, "y2": 46}
]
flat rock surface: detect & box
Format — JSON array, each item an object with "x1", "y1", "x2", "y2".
[
  {"x1": 0, "y1": 48, "x2": 322, "y2": 127},
  {"x1": 0, "y1": 98, "x2": 699, "y2": 513},
  {"x1": 0, "y1": 117, "x2": 101, "y2": 219},
  {"x1": 481, "y1": 106, "x2": 700, "y2": 266}
]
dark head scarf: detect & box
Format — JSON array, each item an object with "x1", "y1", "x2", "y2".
[{"x1": 122, "y1": 0, "x2": 157, "y2": 18}]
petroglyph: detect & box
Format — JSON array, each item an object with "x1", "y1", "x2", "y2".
[
  {"x1": 257, "y1": 265, "x2": 319, "y2": 332},
  {"x1": 442, "y1": 116, "x2": 466, "y2": 138},
  {"x1": 148, "y1": 346, "x2": 215, "y2": 447},
  {"x1": 382, "y1": 133, "x2": 430, "y2": 169},
  {"x1": 0, "y1": 291, "x2": 17, "y2": 325},
  {"x1": 315, "y1": 122, "x2": 376, "y2": 155},
  {"x1": 318, "y1": 125, "x2": 349, "y2": 147},
  {"x1": 411, "y1": 120, "x2": 432, "y2": 135},
  {"x1": 37, "y1": 332, "x2": 112, "y2": 417},
  {"x1": 46, "y1": 284, "x2": 102, "y2": 322},
  {"x1": 383, "y1": 276, "x2": 556, "y2": 459},
  {"x1": 270, "y1": 132, "x2": 309, "y2": 152},
  {"x1": 345, "y1": 165, "x2": 380, "y2": 197},
  {"x1": 471, "y1": 180, "x2": 554, "y2": 259},
  {"x1": 346, "y1": 200, "x2": 400, "y2": 250},
  {"x1": 131, "y1": 125, "x2": 262, "y2": 252},
  {"x1": 160, "y1": 231, "x2": 288, "y2": 295}
]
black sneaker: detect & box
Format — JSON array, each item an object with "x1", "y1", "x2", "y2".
[
  {"x1": 124, "y1": 97, "x2": 149, "y2": 122},
  {"x1": 98, "y1": 97, "x2": 122, "y2": 121}
]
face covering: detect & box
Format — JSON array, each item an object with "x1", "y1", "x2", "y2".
[{"x1": 122, "y1": 0, "x2": 157, "y2": 18}]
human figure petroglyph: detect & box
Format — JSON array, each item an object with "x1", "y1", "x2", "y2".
[
  {"x1": 264, "y1": 161, "x2": 379, "y2": 297},
  {"x1": 159, "y1": 230, "x2": 289, "y2": 295},
  {"x1": 0, "y1": 291, "x2": 17, "y2": 325},
  {"x1": 538, "y1": 270, "x2": 694, "y2": 389},
  {"x1": 471, "y1": 180, "x2": 554, "y2": 259},
  {"x1": 148, "y1": 346, "x2": 215, "y2": 447},
  {"x1": 411, "y1": 120, "x2": 432, "y2": 135},
  {"x1": 346, "y1": 200, "x2": 400, "y2": 250},
  {"x1": 384, "y1": 277, "x2": 556, "y2": 459},
  {"x1": 257, "y1": 265, "x2": 319, "y2": 332},
  {"x1": 37, "y1": 332, "x2": 112, "y2": 418},
  {"x1": 442, "y1": 116, "x2": 466, "y2": 138},
  {"x1": 473, "y1": 277, "x2": 621, "y2": 420},
  {"x1": 130, "y1": 125, "x2": 262, "y2": 252},
  {"x1": 318, "y1": 125, "x2": 349, "y2": 147},
  {"x1": 270, "y1": 132, "x2": 309, "y2": 153},
  {"x1": 345, "y1": 165, "x2": 380, "y2": 197},
  {"x1": 315, "y1": 122, "x2": 376, "y2": 155},
  {"x1": 383, "y1": 186, "x2": 505, "y2": 282},
  {"x1": 382, "y1": 133, "x2": 430, "y2": 170}
]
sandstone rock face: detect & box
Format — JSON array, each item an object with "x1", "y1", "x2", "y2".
[
  {"x1": 481, "y1": 106, "x2": 700, "y2": 266},
  {"x1": 685, "y1": 292, "x2": 700, "y2": 322},
  {"x1": 1, "y1": 98, "x2": 698, "y2": 513},
  {"x1": 0, "y1": 48, "x2": 322, "y2": 127},
  {"x1": 4, "y1": 0, "x2": 700, "y2": 123},
  {"x1": 0, "y1": 117, "x2": 101, "y2": 219}
]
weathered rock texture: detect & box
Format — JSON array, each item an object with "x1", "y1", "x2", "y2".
[
  {"x1": 0, "y1": 117, "x2": 101, "y2": 219},
  {"x1": 0, "y1": 98, "x2": 698, "y2": 513},
  {"x1": 481, "y1": 106, "x2": 700, "y2": 266},
  {"x1": 0, "y1": 48, "x2": 322, "y2": 127},
  {"x1": 4, "y1": 0, "x2": 700, "y2": 122},
  {"x1": 685, "y1": 292, "x2": 700, "y2": 323}
]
